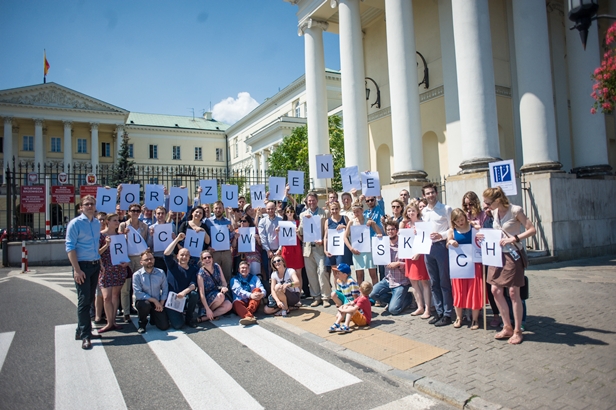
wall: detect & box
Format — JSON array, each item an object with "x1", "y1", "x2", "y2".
[{"x1": 6, "y1": 240, "x2": 69, "y2": 266}]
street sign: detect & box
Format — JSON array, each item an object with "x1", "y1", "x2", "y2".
[
  {"x1": 20, "y1": 186, "x2": 45, "y2": 213},
  {"x1": 51, "y1": 185, "x2": 75, "y2": 204},
  {"x1": 79, "y1": 185, "x2": 100, "y2": 198}
]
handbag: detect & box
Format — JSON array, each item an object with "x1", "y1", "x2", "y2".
[{"x1": 501, "y1": 230, "x2": 529, "y2": 269}]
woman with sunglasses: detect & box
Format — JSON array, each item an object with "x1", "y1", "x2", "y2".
[
  {"x1": 323, "y1": 201, "x2": 352, "y2": 272},
  {"x1": 196, "y1": 250, "x2": 232, "y2": 322},
  {"x1": 481, "y1": 187, "x2": 536, "y2": 344},
  {"x1": 179, "y1": 207, "x2": 211, "y2": 265},
  {"x1": 388, "y1": 199, "x2": 405, "y2": 224},
  {"x1": 98, "y1": 213, "x2": 129, "y2": 332},
  {"x1": 231, "y1": 215, "x2": 262, "y2": 276},
  {"x1": 263, "y1": 256, "x2": 301, "y2": 317}
]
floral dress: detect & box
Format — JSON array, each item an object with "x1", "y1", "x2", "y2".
[
  {"x1": 198, "y1": 263, "x2": 224, "y2": 305},
  {"x1": 98, "y1": 233, "x2": 128, "y2": 288}
]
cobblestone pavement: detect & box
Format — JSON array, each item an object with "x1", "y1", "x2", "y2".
[{"x1": 346, "y1": 256, "x2": 616, "y2": 410}]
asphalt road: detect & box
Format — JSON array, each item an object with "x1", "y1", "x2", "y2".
[{"x1": 0, "y1": 268, "x2": 454, "y2": 410}]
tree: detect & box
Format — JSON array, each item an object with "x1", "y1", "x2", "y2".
[
  {"x1": 109, "y1": 134, "x2": 136, "y2": 186},
  {"x1": 268, "y1": 115, "x2": 345, "y2": 192}
]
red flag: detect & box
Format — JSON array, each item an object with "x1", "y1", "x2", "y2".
[{"x1": 44, "y1": 50, "x2": 50, "y2": 76}]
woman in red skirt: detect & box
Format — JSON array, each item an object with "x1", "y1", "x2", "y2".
[{"x1": 446, "y1": 208, "x2": 483, "y2": 330}]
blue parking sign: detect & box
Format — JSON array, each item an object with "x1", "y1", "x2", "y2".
[
  {"x1": 493, "y1": 164, "x2": 512, "y2": 182},
  {"x1": 489, "y1": 159, "x2": 517, "y2": 196}
]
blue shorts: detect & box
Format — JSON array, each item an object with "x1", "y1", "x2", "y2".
[{"x1": 353, "y1": 252, "x2": 374, "y2": 270}]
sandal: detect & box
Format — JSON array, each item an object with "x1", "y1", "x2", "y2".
[
  {"x1": 494, "y1": 325, "x2": 514, "y2": 340},
  {"x1": 471, "y1": 321, "x2": 479, "y2": 330},
  {"x1": 508, "y1": 330, "x2": 524, "y2": 345},
  {"x1": 453, "y1": 318, "x2": 462, "y2": 328}
]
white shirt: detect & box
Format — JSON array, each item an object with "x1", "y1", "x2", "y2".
[{"x1": 421, "y1": 201, "x2": 452, "y2": 242}]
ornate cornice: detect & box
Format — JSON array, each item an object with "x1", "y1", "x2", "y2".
[
  {"x1": 368, "y1": 106, "x2": 391, "y2": 123},
  {"x1": 419, "y1": 85, "x2": 444, "y2": 103}
]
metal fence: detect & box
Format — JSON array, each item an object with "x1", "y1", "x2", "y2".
[
  {"x1": 2, "y1": 159, "x2": 283, "y2": 242},
  {"x1": 519, "y1": 173, "x2": 548, "y2": 252}
]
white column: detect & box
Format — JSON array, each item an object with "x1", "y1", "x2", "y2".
[
  {"x1": 300, "y1": 19, "x2": 330, "y2": 190},
  {"x1": 565, "y1": 2, "x2": 611, "y2": 175},
  {"x1": 333, "y1": 0, "x2": 370, "y2": 171},
  {"x1": 385, "y1": 0, "x2": 426, "y2": 181},
  {"x1": 512, "y1": 0, "x2": 562, "y2": 173},
  {"x1": 34, "y1": 118, "x2": 44, "y2": 168},
  {"x1": 438, "y1": 0, "x2": 462, "y2": 176},
  {"x1": 90, "y1": 123, "x2": 99, "y2": 171},
  {"x1": 252, "y1": 153, "x2": 260, "y2": 173},
  {"x1": 3, "y1": 117, "x2": 13, "y2": 175},
  {"x1": 63, "y1": 121, "x2": 73, "y2": 171},
  {"x1": 115, "y1": 125, "x2": 124, "y2": 163},
  {"x1": 451, "y1": 0, "x2": 501, "y2": 173},
  {"x1": 260, "y1": 149, "x2": 269, "y2": 173}
]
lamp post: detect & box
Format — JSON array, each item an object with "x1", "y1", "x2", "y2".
[
  {"x1": 568, "y1": 0, "x2": 616, "y2": 49},
  {"x1": 365, "y1": 77, "x2": 381, "y2": 109}
]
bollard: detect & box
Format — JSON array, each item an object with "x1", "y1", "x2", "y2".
[
  {"x1": 21, "y1": 241, "x2": 26, "y2": 273},
  {"x1": 45, "y1": 220, "x2": 51, "y2": 239}
]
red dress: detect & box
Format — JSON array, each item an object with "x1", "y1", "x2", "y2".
[
  {"x1": 451, "y1": 228, "x2": 484, "y2": 310},
  {"x1": 281, "y1": 219, "x2": 304, "y2": 270},
  {"x1": 402, "y1": 221, "x2": 429, "y2": 281}
]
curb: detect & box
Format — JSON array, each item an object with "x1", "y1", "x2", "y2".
[{"x1": 265, "y1": 316, "x2": 506, "y2": 410}]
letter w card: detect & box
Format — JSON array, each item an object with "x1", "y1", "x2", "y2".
[
  {"x1": 449, "y1": 244, "x2": 475, "y2": 279},
  {"x1": 237, "y1": 227, "x2": 255, "y2": 253}
]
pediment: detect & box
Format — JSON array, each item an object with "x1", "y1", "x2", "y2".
[{"x1": 0, "y1": 83, "x2": 128, "y2": 114}]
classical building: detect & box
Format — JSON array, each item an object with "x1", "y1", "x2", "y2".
[
  {"x1": 227, "y1": 69, "x2": 341, "y2": 178},
  {"x1": 284, "y1": 0, "x2": 616, "y2": 259}
]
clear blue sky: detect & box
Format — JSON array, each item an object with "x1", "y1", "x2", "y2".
[{"x1": 0, "y1": 0, "x2": 340, "y2": 122}]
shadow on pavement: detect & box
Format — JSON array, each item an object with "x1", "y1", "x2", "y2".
[{"x1": 524, "y1": 315, "x2": 614, "y2": 346}]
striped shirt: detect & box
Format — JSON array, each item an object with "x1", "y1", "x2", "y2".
[{"x1": 336, "y1": 277, "x2": 360, "y2": 301}]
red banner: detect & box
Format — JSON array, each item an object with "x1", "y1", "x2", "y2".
[
  {"x1": 51, "y1": 185, "x2": 75, "y2": 204},
  {"x1": 20, "y1": 186, "x2": 45, "y2": 213},
  {"x1": 79, "y1": 185, "x2": 100, "y2": 198}
]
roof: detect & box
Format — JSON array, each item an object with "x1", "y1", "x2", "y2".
[{"x1": 126, "y1": 112, "x2": 229, "y2": 131}]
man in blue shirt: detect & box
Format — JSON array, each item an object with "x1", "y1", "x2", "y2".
[
  {"x1": 133, "y1": 249, "x2": 170, "y2": 333},
  {"x1": 66, "y1": 195, "x2": 103, "y2": 350}
]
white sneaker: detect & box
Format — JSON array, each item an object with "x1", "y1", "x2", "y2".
[{"x1": 239, "y1": 316, "x2": 257, "y2": 326}]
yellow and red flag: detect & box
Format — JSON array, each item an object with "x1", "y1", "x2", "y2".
[{"x1": 44, "y1": 50, "x2": 50, "y2": 82}]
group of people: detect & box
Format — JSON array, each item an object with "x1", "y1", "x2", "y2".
[{"x1": 66, "y1": 180, "x2": 534, "y2": 350}]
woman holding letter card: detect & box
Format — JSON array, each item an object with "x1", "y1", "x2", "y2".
[
  {"x1": 344, "y1": 201, "x2": 382, "y2": 285},
  {"x1": 446, "y1": 209, "x2": 483, "y2": 330},
  {"x1": 481, "y1": 187, "x2": 536, "y2": 344}
]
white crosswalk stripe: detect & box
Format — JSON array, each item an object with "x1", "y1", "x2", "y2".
[
  {"x1": 55, "y1": 324, "x2": 127, "y2": 409},
  {"x1": 214, "y1": 316, "x2": 362, "y2": 394},
  {"x1": 0, "y1": 331, "x2": 15, "y2": 373},
  {"x1": 131, "y1": 317, "x2": 263, "y2": 410}
]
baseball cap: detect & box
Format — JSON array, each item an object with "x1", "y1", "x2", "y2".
[{"x1": 333, "y1": 263, "x2": 351, "y2": 275}]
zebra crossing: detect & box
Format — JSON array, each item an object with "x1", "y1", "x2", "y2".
[{"x1": 0, "y1": 320, "x2": 447, "y2": 410}]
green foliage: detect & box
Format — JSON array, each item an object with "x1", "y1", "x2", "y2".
[
  {"x1": 110, "y1": 135, "x2": 136, "y2": 186},
  {"x1": 267, "y1": 115, "x2": 345, "y2": 192}
]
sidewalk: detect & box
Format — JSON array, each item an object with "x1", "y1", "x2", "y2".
[{"x1": 289, "y1": 255, "x2": 616, "y2": 410}]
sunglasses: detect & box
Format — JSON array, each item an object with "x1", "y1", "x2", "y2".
[
  {"x1": 366, "y1": 199, "x2": 375, "y2": 203},
  {"x1": 239, "y1": 219, "x2": 248, "y2": 222},
  {"x1": 201, "y1": 256, "x2": 212, "y2": 260},
  {"x1": 130, "y1": 209, "x2": 141, "y2": 213},
  {"x1": 273, "y1": 259, "x2": 284, "y2": 264}
]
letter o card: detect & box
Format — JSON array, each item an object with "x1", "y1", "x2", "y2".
[{"x1": 211, "y1": 224, "x2": 230, "y2": 251}]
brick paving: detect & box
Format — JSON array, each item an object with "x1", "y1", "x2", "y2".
[{"x1": 303, "y1": 255, "x2": 616, "y2": 409}]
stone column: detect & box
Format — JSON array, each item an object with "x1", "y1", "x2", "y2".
[
  {"x1": 91, "y1": 123, "x2": 99, "y2": 171},
  {"x1": 385, "y1": 0, "x2": 426, "y2": 181},
  {"x1": 115, "y1": 125, "x2": 124, "y2": 164},
  {"x1": 260, "y1": 149, "x2": 269, "y2": 173},
  {"x1": 3, "y1": 117, "x2": 13, "y2": 175},
  {"x1": 34, "y1": 118, "x2": 44, "y2": 168},
  {"x1": 512, "y1": 0, "x2": 562, "y2": 173},
  {"x1": 451, "y1": 0, "x2": 501, "y2": 173},
  {"x1": 299, "y1": 18, "x2": 330, "y2": 190},
  {"x1": 63, "y1": 121, "x2": 73, "y2": 171},
  {"x1": 565, "y1": 1, "x2": 611, "y2": 176},
  {"x1": 332, "y1": 0, "x2": 370, "y2": 171}
]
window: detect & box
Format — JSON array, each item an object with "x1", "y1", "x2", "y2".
[
  {"x1": 23, "y1": 136, "x2": 34, "y2": 151},
  {"x1": 101, "y1": 142, "x2": 111, "y2": 157},
  {"x1": 149, "y1": 144, "x2": 158, "y2": 159},
  {"x1": 172, "y1": 145, "x2": 181, "y2": 160},
  {"x1": 216, "y1": 148, "x2": 224, "y2": 162},
  {"x1": 234, "y1": 139, "x2": 238, "y2": 158},
  {"x1": 128, "y1": 144, "x2": 134, "y2": 158},
  {"x1": 51, "y1": 137, "x2": 62, "y2": 152},
  {"x1": 77, "y1": 138, "x2": 87, "y2": 153},
  {"x1": 195, "y1": 147, "x2": 202, "y2": 161},
  {"x1": 294, "y1": 100, "x2": 301, "y2": 117}
]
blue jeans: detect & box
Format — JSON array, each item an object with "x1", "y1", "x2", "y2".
[
  {"x1": 75, "y1": 261, "x2": 101, "y2": 339},
  {"x1": 425, "y1": 240, "x2": 453, "y2": 318},
  {"x1": 166, "y1": 291, "x2": 199, "y2": 329},
  {"x1": 369, "y1": 279, "x2": 413, "y2": 315}
]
